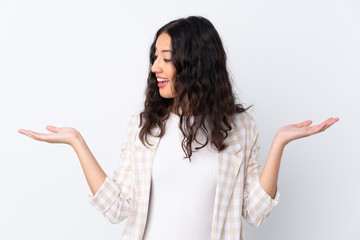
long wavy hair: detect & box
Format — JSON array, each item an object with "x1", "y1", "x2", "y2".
[{"x1": 139, "y1": 16, "x2": 249, "y2": 161}]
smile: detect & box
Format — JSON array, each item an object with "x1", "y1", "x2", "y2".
[
  {"x1": 157, "y1": 78, "x2": 170, "y2": 88},
  {"x1": 157, "y1": 78, "x2": 169, "y2": 82}
]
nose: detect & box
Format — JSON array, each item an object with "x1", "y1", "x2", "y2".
[{"x1": 151, "y1": 58, "x2": 161, "y2": 73}]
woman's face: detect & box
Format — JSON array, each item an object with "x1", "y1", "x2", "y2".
[{"x1": 151, "y1": 32, "x2": 176, "y2": 99}]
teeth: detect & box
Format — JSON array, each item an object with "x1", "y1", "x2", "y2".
[{"x1": 157, "y1": 78, "x2": 169, "y2": 82}]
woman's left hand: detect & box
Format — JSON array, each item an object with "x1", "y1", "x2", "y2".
[{"x1": 274, "y1": 117, "x2": 339, "y2": 147}]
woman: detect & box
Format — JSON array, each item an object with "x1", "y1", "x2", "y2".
[{"x1": 18, "y1": 16, "x2": 338, "y2": 240}]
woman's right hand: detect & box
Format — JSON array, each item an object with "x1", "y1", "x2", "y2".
[
  {"x1": 18, "y1": 125, "x2": 107, "y2": 196},
  {"x1": 18, "y1": 125, "x2": 81, "y2": 147}
]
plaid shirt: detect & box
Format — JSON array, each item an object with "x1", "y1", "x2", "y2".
[{"x1": 88, "y1": 111, "x2": 280, "y2": 239}]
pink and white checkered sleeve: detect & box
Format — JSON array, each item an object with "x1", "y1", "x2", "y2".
[
  {"x1": 242, "y1": 113, "x2": 280, "y2": 227},
  {"x1": 87, "y1": 114, "x2": 138, "y2": 224}
]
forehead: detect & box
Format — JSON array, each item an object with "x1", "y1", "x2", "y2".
[{"x1": 155, "y1": 32, "x2": 172, "y2": 52}]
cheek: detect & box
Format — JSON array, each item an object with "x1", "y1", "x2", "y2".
[
  {"x1": 169, "y1": 65, "x2": 176, "y2": 79},
  {"x1": 170, "y1": 68, "x2": 176, "y2": 90}
]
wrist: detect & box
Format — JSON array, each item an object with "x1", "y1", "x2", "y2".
[
  {"x1": 272, "y1": 135, "x2": 287, "y2": 149},
  {"x1": 70, "y1": 131, "x2": 84, "y2": 149}
]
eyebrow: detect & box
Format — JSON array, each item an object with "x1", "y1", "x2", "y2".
[{"x1": 155, "y1": 47, "x2": 172, "y2": 53}]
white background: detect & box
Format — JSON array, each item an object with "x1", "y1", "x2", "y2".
[{"x1": 1, "y1": 0, "x2": 359, "y2": 239}]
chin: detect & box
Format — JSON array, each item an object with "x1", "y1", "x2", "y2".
[
  {"x1": 159, "y1": 90, "x2": 175, "y2": 99},
  {"x1": 159, "y1": 94, "x2": 174, "y2": 99}
]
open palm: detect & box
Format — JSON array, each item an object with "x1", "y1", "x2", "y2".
[
  {"x1": 18, "y1": 125, "x2": 79, "y2": 146},
  {"x1": 275, "y1": 117, "x2": 339, "y2": 146}
]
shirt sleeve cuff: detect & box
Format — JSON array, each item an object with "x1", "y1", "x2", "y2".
[
  {"x1": 254, "y1": 180, "x2": 280, "y2": 215},
  {"x1": 87, "y1": 175, "x2": 122, "y2": 214}
]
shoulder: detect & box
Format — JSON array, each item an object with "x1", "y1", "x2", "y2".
[
  {"x1": 230, "y1": 110, "x2": 257, "y2": 132},
  {"x1": 228, "y1": 110, "x2": 259, "y2": 149},
  {"x1": 124, "y1": 111, "x2": 142, "y2": 135},
  {"x1": 126, "y1": 110, "x2": 160, "y2": 136},
  {"x1": 130, "y1": 111, "x2": 142, "y2": 125}
]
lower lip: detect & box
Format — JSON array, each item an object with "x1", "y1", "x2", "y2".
[{"x1": 158, "y1": 80, "x2": 169, "y2": 88}]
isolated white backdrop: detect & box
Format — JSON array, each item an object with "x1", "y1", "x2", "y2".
[{"x1": 1, "y1": 0, "x2": 359, "y2": 239}]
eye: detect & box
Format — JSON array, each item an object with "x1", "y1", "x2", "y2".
[
  {"x1": 152, "y1": 55, "x2": 158, "y2": 63},
  {"x1": 151, "y1": 54, "x2": 172, "y2": 64}
]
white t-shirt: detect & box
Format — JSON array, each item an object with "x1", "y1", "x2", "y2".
[{"x1": 143, "y1": 112, "x2": 219, "y2": 240}]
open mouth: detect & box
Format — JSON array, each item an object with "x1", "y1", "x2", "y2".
[
  {"x1": 157, "y1": 78, "x2": 169, "y2": 82},
  {"x1": 157, "y1": 78, "x2": 170, "y2": 88}
]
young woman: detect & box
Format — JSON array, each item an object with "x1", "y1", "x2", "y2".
[{"x1": 18, "y1": 16, "x2": 338, "y2": 240}]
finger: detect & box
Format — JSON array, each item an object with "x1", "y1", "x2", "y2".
[
  {"x1": 26, "y1": 130, "x2": 53, "y2": 142},
  {"x1": 18, "y1": 129, "x2": 34, "y2": 137},
  {"x1": 305, "y1": 118, "x2": 338, "y2": 134},
  {"x1": 295, "y1": 120, "x2": 312, "y2": 128},
  {"x1": 24, "y1": 130, "x2": 43, "y2": 141},
  {"x1": 46, "y1": 125, "x2": 60, "y2": 133},
  {"x1": 17, "y1": 130, "x2": 38, "y2": 140},
  {"x1": 318, "y1": 118, "x2": 336, "y2": 130},
  {"x1": 320, "y1": 118, "x2": 339, "y2": 132},
  {"x1": 18, "y1": 129, "x2": 27, "y2": 134},
  {"x1": 315, "y1": 119, "x2": 332, "y2": 131},
  {"x1": 304, "y1": 125, "x2": 324, "y2": 135}
]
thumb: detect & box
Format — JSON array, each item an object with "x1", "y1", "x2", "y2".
[
  {"x1": 295, "y1": 120, "x2": 312, "y2": 128},
  {"x1": 45, "y1": 125, "x2": 60, "y2": 133}
]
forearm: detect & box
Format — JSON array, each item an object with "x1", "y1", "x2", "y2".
[
  {"x1": 259, "y1": 138, "x2": 285, "y2": 199},
  {"x1": 71, "y1": 133, "x2": 106, "y2": 196}
]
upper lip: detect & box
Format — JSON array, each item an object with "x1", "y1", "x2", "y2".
[{"x1": 156, "y1": 76, "x2": 168, "y2": 79}]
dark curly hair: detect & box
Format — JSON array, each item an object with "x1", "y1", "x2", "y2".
[{"x1": 139, "y1": 16, "x2": 249, "y2": 161}]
